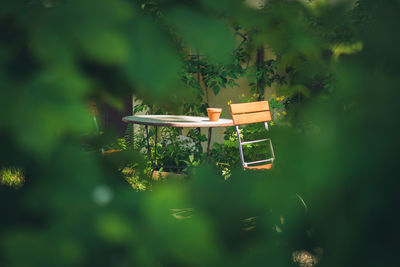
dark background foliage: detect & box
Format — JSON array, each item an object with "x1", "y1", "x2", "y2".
[{"x1": 1, "y1": 0, "x2": 399, "y2": 266}]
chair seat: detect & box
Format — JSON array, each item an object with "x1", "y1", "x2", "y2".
[{"x1": 244, "y1": 163, "x2": 273, "y2": 170}]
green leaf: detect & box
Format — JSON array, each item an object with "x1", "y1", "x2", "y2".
[
  {"x1": 212, "y1": 86, "x2": 220, "y2": 95},
  {"x1": 165, "y1": 6, "x2": 234, "y2": 63},
  {"x1": 125, "y1": 16, "x2": 181, "y2": 99}
]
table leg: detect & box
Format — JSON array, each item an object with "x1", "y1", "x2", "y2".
[
  {"x1": 154, "y1": 126, "x2": 158, "y2": 169},
  {"x1": 145, "y1": 125, "x2": 151, "y2": 159},
  {"x1": 197, "y1": 127, "x2": 203, "y2": 153},
  {"x1": 207, "y1": 127, "x2": 212, "y2": 161},
  {"x1": 131, "y1": 124, "x2": 135, "y2": 150},
  {"x1": 145, "y1": 125, "x2": 156, "y2": 178}
]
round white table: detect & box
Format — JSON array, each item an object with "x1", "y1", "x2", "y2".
[{"x1": 122, "y1": 115, "x2": 234, "y2": 170}]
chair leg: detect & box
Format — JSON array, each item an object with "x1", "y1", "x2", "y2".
[
  {"x1": 265, "y1": 122, "x2": 275, "y2": 162},
  {"x1": 236, "y1": 126, "x2": 246, "y2": 169},
  {"x1": 268, "y1": 138, "x2": 275, "y2": 162}
]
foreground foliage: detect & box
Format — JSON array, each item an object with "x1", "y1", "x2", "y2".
[{"x1": 1, "y1": 0, "x2": 399, "y2": 266}]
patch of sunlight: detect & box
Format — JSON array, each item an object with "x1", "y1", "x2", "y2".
[{"x1": 331, "y1": 41, "x2": 363, "y2": 60}]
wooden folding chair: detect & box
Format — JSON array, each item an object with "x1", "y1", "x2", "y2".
[{"x1": 230, "y1": 101, "x2": 275, "y2": 170}]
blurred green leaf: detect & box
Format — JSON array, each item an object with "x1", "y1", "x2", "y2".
[
  {"x1": 165, "y1": 6, "x2": 235, "y2": 63},
  {"x1": 125, "y1": 15, "x2": 181, "y2": 99},
  {"x1": 96, "y1": 212, "x2": 136, "y2": 244}
]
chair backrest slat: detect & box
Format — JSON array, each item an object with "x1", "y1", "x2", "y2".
[
  {"x1": 231, "y1": 111, "x2": 271, "y2": 125},
  {"x1": 230, "y1": 101, "x2": 271, "y2": 125},
  {"x1": 230, "y1": 101, "x2": 269, "y2": 114}
]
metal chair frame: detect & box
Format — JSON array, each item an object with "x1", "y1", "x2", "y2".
[{"x1": 235, "y1": 122, "x2": 275, "y2": 169}]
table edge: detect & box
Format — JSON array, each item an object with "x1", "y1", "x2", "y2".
[{"x1": 122, "y1": 116, "x2": 234, "y2": 128}]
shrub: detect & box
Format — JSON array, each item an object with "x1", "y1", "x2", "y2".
[{"x1": 0, "y1": 167, "x2": 25, "y2": 189}]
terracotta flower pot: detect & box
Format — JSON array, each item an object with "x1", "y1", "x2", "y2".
[{"x1": 207, "y1": 108, "x2": 222, "y2": 121}]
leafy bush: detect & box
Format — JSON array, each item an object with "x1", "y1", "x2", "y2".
[{"x1": 0, "y1": 167, "x2": 24, "y2": 188}]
